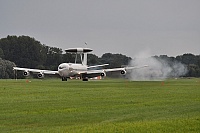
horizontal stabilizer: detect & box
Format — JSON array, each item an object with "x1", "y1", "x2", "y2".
[{"x1": 87, "y1": 64, "x2": 109, "y2": 69}]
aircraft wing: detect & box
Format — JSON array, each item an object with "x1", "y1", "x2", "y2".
[
  {"x1": 124, "y1": 65, "x2": 149, "y2": 70},
  {"x1": 13, "y1": 67, "x2": 58, "y2": 74},
  {"x1": 80, "y1": 65, "x2": 148, "y2": 78},
  {"x1": 78, "y1": 70, "x2": 106, "y2": 78},
  {"x1": 104, "y1": 65, "x2": 149, "y2": 72}
]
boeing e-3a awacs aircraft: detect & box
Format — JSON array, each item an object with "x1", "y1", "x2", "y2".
[{"x1": 13, "y1": 48, "x2": 148, "y2": 81}]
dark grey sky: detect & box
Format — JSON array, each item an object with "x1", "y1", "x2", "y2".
[{"x1": 0, "y1": 0, "x2": 200, "y2": 57}]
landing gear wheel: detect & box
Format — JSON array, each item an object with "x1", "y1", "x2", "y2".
[
  {"x1": 62, "y1": 77, "x2": 68, "y2": 81},
  {"x1": 82, "y1": 78, "x2": 88, "y2": 81}
]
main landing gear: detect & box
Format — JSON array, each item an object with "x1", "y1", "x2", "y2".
[
  {"x1": 82, "y1": 78, "x2": 88, "y2": 81},
  {"x1": 62, "y1": 77, "x2": 68, "y2": 81},
  {"x1": 82, "y1": 74, "x2": 88, "y2": 81}
]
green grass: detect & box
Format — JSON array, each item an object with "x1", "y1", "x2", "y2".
[{"x1": 0, "y1": 78, "x2": 199, "y2": 132}]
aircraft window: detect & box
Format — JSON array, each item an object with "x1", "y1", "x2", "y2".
[{"x1": 59, "y1": 66, "x2": 64, "y2": 69}]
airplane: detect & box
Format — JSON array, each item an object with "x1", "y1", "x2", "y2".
[{"x1": 13, "y1": 47, "x2": 148, "y2": 81}]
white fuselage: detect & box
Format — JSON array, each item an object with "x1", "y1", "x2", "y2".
[{"x1": 58, "y1": 63, "x2": 87, "y2": 77}]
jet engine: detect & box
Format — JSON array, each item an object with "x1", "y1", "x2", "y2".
[
  {"x1": 100, "y1": 72, "x2": 106, "y2": 77},
  {"x1": 37, "y1": 72, "x2": 44, "y2": 78},
  {"x1": 120, "y1": 70, "x2": 127, "y2": 75},
  {"x1": 23, "y1": 71, "x2": 30, "y2": 76}
]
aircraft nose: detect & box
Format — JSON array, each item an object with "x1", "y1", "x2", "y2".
[
  {"x1": 58, "y1": 66, "x2": 62, "y2": 70},
  {"x1": 58, "y1": 64, "x2": 70, "y2": 77},
  {"x1": 58, "y1": 64, "x2": 69, "y2": 71}
]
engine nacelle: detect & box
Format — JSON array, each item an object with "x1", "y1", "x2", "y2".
[
  {"x1": 23, "y1": 71, "x2": 30, "y2": 76},
  {"x1": 100, "y1": 72, "x2": 106, "y2": 77},
  {"x1": 120, "y1": 70, "x2": 127, "y2": 75},
  {"x1": 37, "y1": 72, "x2": 44, "y2": 79}
]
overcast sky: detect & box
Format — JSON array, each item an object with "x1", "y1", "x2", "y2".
[{"x1": 0, "y1": 0, "x2": 200, "y2": 57}]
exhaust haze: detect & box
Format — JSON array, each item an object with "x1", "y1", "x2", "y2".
[{"x1": 128, "y1": 51, "x2": 188, "y2": 81}]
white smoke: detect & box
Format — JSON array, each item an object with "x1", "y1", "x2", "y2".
[{"x1": 128, "y1": 51, "x2": 188, "y2": 81}]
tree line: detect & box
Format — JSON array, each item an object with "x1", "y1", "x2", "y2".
[{"x1": 0, "y1": 35, "x2": 199, "y2": 79}]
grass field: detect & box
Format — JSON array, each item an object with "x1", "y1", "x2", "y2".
[{"x1": 0, "y1": 78, "x2": 199, "y2": 133}]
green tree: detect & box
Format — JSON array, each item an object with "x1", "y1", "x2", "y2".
[
  {"x1": 0, "y1": 58, "x2": 16, "y2": 79},
  {"x1": 88, "y1": 54, "x2": 101, "y2": 65},
  {"x1": 0, "y1": 48, "x2": 4, "y2": 58},
  {"x1": 100, "y1": 53, "x2": 131, "y2": 68},
  {"x1": 0, "y1": 35, "x2": 49, "y2": 68}
]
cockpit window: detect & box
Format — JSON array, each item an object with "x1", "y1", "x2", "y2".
[{"x1": 59, "y1": 66, "x2": 65, "y2": 69}]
